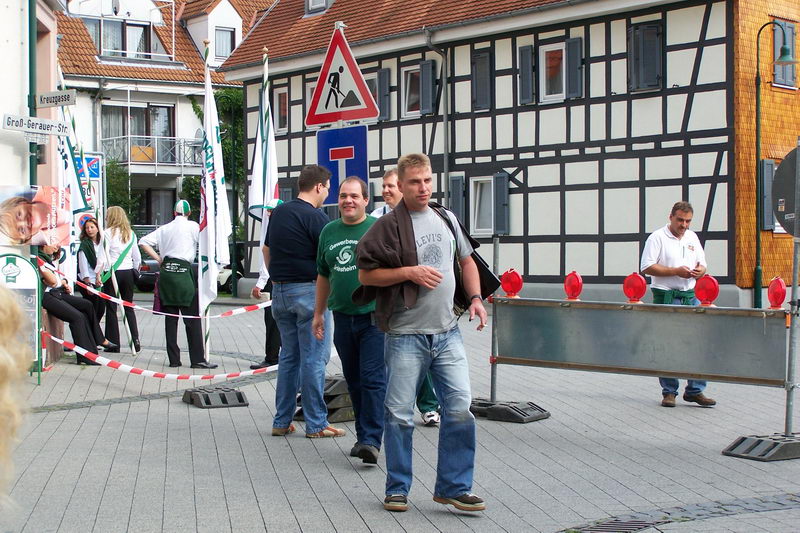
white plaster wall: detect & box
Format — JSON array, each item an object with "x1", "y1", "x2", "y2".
[
  {"x1": 206, "y1": 1, "x2": 243, "y2": 67},
  {"x1": 68, "y1": 0, "x2": 161, "y2": 22},
  {"x1": 631, "y1": 97, "x2": 662, "y2": 137},
  {"x1": 590, "y1": 104, "x2": 606, "y2": 141},
  {"x1": 528, "y1": 164, "x2": 559, "y2": 186},
  {"x1": 697, "y1": 44, "x2": 726, "y2": 85},
  {"x1": 604, "y1": 158, "x2": 639, "y2": 182},
  {"x1": 704, "y1": 240, "x2": 727, "y2": 277},
  {"x1": 565, "y1": 160, "x2": 597, "y2": 185},
  {"x1": 530, "y1": 242, "x2": 560, "y2": 275},
  {"x1": 688, "y1": 90, "x2": 727, "y2": 131},
  {"x1": 610, "y1": 20, "x2": 627, "y2": 54},
  {"x1": 688, "y1": 151, "x2": 718, "y2": 177},
  {"x1": 589, "y1": 23, "x2": 606, "y2": 57},
  {"x1": 565, "y1": 242, "x2": 598, "y2": 275},
  {"x1": 538, "y1": 107, "x2": 566, "y2": 145},
  {"x1": 570, "y1": 106, "x2": 586, "y2": 143},
  {"x1": 604, "y1": 241, "x2": 640, "y2": 276},
  {"x1": 474, "y1": 116, "x2": 492, "y2": 151},
  {"x1": 529, "y1": 191, "x2": 560, "y2": 235},
  {"x1": 496, "y1": 76, "x2": 513, "y2": 109},
  {"x1": 706, "y1": 1, "x2": 726, "y2": 40},
  {"x1": 496, "y1": 115, "x2": 514, "y2": 150},
  {"x1": 666, "y1": 5, "x2": 705, "y2": 45},
  {"x1": 645, "y1": 155, "x2": 682, "y2": 180},
  {"x1": 666, "y1": 94, "x2": 687, "y2": 134},
  {"x1": 590, "y1": 62, "x2": 606, "y2": 98},
  {"x1": 565, "y1": 190, "x2": 598, "y2": 234},
  {"x1": 72, "y1": 93, "x2": 96, "y2": 151},
  {"x1": 604, "y1": 188, "x2": 639, "y2": 234},
  {"x1": 645, "y1": 185, "x2": 682, "y2": 231},
  {"x1": 667, "y1": 49, "x2": 696, "y2": 87},
  {"x1": 0, "y1": 0, "x2": 29, "y2": 192},
  {"x1": 518, "y1": 111, "x2": 535, "y2": 146},
  {"x1": 176, "y1": 97, "x2": 202, "y2": 138}
]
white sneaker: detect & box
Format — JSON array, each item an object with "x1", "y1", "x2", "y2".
[{"x1": 421, "y1": 411, "x2": 440, "y2": 426}]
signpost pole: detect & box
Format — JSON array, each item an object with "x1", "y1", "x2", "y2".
[
  {"x1": 490, "y1": 236, "x2": 499, "y2": 402},
  {"x1": 786, "y1": 137, "x2": 800, "y2": 437}
]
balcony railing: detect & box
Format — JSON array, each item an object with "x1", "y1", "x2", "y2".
[{"x1": 101, "y1": 136, "x2": 204, "y2": 170}]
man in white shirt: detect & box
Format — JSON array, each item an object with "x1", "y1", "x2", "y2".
[
  {"x1": 140, "y1": 200, "x2": 217, "y2": 370},
  {"x1": 369, "y1": 168, "x2": 402, "y2": 218},
  {"x1": 640, "y1": 201, "x2": 715, "y2": 408}
]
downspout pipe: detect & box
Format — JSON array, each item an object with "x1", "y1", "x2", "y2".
[
  {"x1": 425, "y1": 28, "x2": 449, "y2": 208},
  {"x1": 28, "y1": 0, "x2": 37, "y2": 186}
]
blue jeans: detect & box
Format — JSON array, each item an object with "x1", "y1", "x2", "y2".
[
  {"x1": 660, "y1": 378, "x2": 706, "y2": 397},
  {"x1": 271, "y1": 282, "x2": 332, "y2": 434},
  {"x1": 333, "y1": 312, "x2": 386, "y2": 449},
  {"x1": 383, "y1": 325, "x2": 475, "y2": 498},
  {"x1": 655, "y1": 291, "x2": 707, "y2": 396}
]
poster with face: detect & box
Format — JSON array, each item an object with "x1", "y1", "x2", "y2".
[{"x1": 0, "y1": 186, "x2": 71, "y2": 248}]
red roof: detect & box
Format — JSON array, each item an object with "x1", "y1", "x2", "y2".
[{"x1": 222, "y1": 0, "x2": 571, "y2": 70}]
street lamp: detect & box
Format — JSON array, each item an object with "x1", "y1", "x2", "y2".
[{"x1": 754, "y1": 21, "x2": 797, "y2": 308}]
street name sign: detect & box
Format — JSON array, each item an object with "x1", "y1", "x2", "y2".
[
  {"x1": 3, "y1": 114, "x2": 69, "y2": 136},
  {"x1": 37, "y1": 90, "x2": 77, "y2": 108}
]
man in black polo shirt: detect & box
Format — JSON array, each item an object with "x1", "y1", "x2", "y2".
[{"x1": 264, "y1": 165, "x2": 345, "y2": 439}]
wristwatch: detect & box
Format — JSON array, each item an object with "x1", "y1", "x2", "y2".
[{"x1": 470, "y1": 294, "x2": 482, "y2": 301}]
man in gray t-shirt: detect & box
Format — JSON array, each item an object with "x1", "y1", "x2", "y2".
[
  {"x1": 389, "y1": 208, "x2": 473, "y2": 333},
  {"x1": 359, "y1": 153, "x2": 487, "y2": 514}
]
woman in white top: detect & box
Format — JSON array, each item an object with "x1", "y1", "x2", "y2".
[
  {"x1": 102, "y1": 206, "x2": 141, "y2": 352},
  {"x1": 77, "y1": 217, "x2": 106, "y2": 323}
]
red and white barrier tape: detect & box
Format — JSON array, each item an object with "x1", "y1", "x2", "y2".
[
  {"x1": 43, "y1": 331, "x2": 278, "y2": 381},
  {"x1": 37, "y1": 258, "x2": 271, "y2": 319}
]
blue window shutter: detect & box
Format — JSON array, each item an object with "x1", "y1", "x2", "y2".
[
  {"x1": 774, "y1": 22, "x2": 788, "y2": 86},
  {"x1": 786, "y1": 23, "x2": 797, "y2": 86},
  {"x1": 472, "y1": 50, "x2": 491, "y2": 110},
  {"x1": 627, "y1": 25, "x2": 636, "y2": 91},
  {"x1": 377, "y1": 68, "x2": 391, "y2": 121},
  {"x1": 518, "y1": 45, "x2": 534, "y2": 105},
  {"x1": 565, "y1": 37, "x2": 583, "y2": 99},
  {"x1": 449, "y1": 174, "x2": 465, "y2": 222},
  {"x1": 760, "y1": 159, "x2": 776, "y2": 231},
  {"x1": 639, "y1": 24, "x2": 663, "y2": 90},
  {"x1": 420, "y1": 60, "x2": 436, "y2": 115},
  {"x1": 493, "y1": 171, "x2": 510, "y2": 236}
]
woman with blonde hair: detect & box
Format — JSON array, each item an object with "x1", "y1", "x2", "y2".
[
  {"x1": 0, "y1": 286, "x2": 32, "y2": 501},
  {"x1": 102, "y1": 206, "x2": 141, "y2": 353}
]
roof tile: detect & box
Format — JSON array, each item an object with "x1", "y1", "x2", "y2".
[{"x1": 223, "y1": 0, "x2": 571, "y2": 69}]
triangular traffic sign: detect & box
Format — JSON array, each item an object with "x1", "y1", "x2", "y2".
[{"x1": 305, "y1": 28, "x2": 379, "y2": 127}]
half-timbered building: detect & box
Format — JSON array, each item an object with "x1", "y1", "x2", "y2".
[{"x1": 222, "y1": 0, "x2": 799, "y2": 305}]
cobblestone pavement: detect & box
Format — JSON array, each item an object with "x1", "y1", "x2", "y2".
[{"x1": 2, "y1": 299, "x2": 800, "y2": 532}]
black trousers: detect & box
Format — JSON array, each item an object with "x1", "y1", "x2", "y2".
[
  {"x1": 77, "y1": 284, "x2": 105, "y2": 324},
  {"x1": 163, "y1": 290, "x2": 205, "y2": 366},
  {"x1": 263, "y1": 279, "x2": 281, "y2": 364},
  {"x1": 103, "y1": 269, "x2": 139, "y2": 345},
  {"x1": 42, "y1": 289, "x2": 104, "y2": 353}
]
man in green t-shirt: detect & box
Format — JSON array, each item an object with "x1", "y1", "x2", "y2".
[{"x1": 313, "y1": 177, "x2": 386, "y2": 464}]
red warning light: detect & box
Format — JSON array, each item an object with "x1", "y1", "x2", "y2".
[
  {"x1": 500, "y1": 269, "x2": 523, "y2": 298},
  {"x1": 695, "y1": 275, "x2": 719, "y2": 307},
  {"x1": 564, "y1": 271, "x2": 583, "y2": 300},
  {"x1": 767, "y1": 277, "x2": 787, "y2": 310},
  {"x1": 623, "y1": 272, "x2": 647, "y2": 303}
]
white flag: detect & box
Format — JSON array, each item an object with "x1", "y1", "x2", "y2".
[
  {"x1": 247, "y1": 50, "x2": 280, "y2": 248},
  {"x1": 198, "y1": 53, "x2": 232, "y2": 329},
  {"x1": 57, "y1": 64, "x2": 91, "y2": 215}
]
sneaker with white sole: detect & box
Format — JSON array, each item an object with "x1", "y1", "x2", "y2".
[{"x1": 421, "y1": 411, "x2": 440, "y2": 426}]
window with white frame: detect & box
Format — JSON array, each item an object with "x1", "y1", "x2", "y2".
[
  {"x1": 83, "y1": 17, "x2": 158, "y2": 59},
  {"x1": 215, "y1": 27, "x2": 235, "y2": 59},
  {"x1": 402, "y1": 66, "x2": 421, "y2": 117},
  {"x1": 304, "y1": 80, "x2": 320, "y2": 129},
  {"x1": 361, "y1": 72, "x2": 378, "y2": 122},
  {"x1": 307, "y1": 0, "x2": 327, "y2": 14},
  {"x1": 273, "y1": 87, "x2": 289, "y2": 133},
  {"x1": 470, "y1": 177, "x2": 494, "y2": 236},
  {"x1": 539, "y1": 43, "x2": 566, "y2": 102}
]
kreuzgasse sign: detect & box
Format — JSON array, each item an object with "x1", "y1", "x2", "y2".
[
  {"x1": 37, "y1": 89, "x2": 77, "y2": 108},
  {"x1": 3, "y1": 114, "x2": 69, "y2": 136}
]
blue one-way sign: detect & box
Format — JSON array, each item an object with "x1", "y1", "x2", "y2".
[{"x1": 316, "y1": 125, "x2": 368, "y2": 205}]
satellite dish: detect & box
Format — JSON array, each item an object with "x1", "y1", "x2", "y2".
[{"x1": 112, "y1": 0, "x2": 120, "y2": 16}]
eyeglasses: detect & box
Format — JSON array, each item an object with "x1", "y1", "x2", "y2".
[{"x1": 319, "y1": 182, "x2": 330, "y2": 190}]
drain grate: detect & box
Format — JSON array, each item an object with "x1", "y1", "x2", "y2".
[{"x1": 577, "y1": 519, "x2": 669, "y2": 532}]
